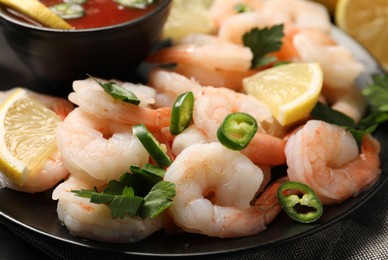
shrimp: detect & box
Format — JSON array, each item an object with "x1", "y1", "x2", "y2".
[
  {"x1": 193, "y1": 86, "x2": 286, "y2": 166},
  {"x1": 52, "y1": 176, "x2": 165, "y2": 243},
  {"x1": 216, "y1": 0, "x2": 330, "y2": 43},
  {"x1": 209, "y1": 0, "x2": 264, "y2": 28},
  {"x1": 217, "y1": 11, "x2": 275, "y2": 45},
  {"x1": 56, "y1": 108, "x2": 149, "y2": 184},
  {"x1": 164, "y1": 142, "x2": 284, "y2": 238},
  {"x1": 171, "y1": 124, "x2": 210, "y2": 156},
  {"x1": 68, "y1": 78, "x2": 171, "y2": 128},
  {"x1": 285, "y1": 120, "x2": 381, "y2": 205},
  {"x1": 292, "y1": 30, "x2": 365, "y2": 89},
  {"x1": 146, "y1": 33, "x2": 258, "y2": 90},
  {"x1": 322, "y1": 85, "x2": 366, "y2": 123},
  {"x1": 260, "y1": 0, "x2": 332, "y2": 33},
  {"x1": 148, "y1": 68, "x2": 202, "y2": 107},
  {"x1": 146, "y1": 41, "x2": 253, "y2": 72},
  {"x1": 174, "y1": 63, "x2": 258, "y2": 91}
]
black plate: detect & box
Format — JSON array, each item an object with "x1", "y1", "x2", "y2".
[{"x1": 0, "y1": 27, "x2": 387, "y2": 258}]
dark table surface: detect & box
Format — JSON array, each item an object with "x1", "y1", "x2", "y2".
[{"x1": 0, "y1": 26, "x2": 387, "y2": 260}]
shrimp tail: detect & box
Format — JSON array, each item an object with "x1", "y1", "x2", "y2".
[
  {"x1": 242, "y1": 133, "x2": 287, "y2": 166},
  {"x1": 353, "y1": 134, "x2": 381, "y2": 191},
  {"x1": 253, "y1": 176, "x2": 288, "y2": 226},
  {"x1": 146, "y1": 45, "x2": 194, "y2": 65}
]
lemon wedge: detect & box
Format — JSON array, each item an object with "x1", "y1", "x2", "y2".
[
  {"x1": 162, "y1": 0, "x2": 216, "y2": 43},
  {"x1": 335, "y1": 0, "x2": 388, "y2": 71},
  {"x1": 0, "y1": 88, "x2": 61, "y2": 186},
  {"x1": 243, "y1": 63, "x2": 323, "y2": 126},
  {"x1": 0, "y1": 0, "x2": 72, "y2": 29}
]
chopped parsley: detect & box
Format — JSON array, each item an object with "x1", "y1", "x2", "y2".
[
  {"x1": 311, "y1": 73, "x2": 388, "y2": 142},
  {"x1": 362, "y1": 74, "x2": 388, "y2": 112},
  {"x1": 72, "y1": 164, "x2": 175, "y2": 219},
  {"x1": 242, "y1": 24, "x2": 285, "y2": 68}
]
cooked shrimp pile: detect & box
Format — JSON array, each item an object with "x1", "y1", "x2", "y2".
[
  {"x1": 0, "y1": 0, "x2": 382, "y2": 243},
  {"x1": 148, "y1": 0, "x2": 366, "y2": 123}
]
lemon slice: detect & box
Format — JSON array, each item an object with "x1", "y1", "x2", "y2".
[
  {"x1": 162, "y1": 0, "x2": 216, "y2": 43},
  {"x1": 0, "y1": 88, "x2": 61, "y2": 186},
  {"x1": 335, "y1": 0, "x2": 388, "y2": 71},
  {"x1": 243, "y1": 63, "x2": 323, "y2": 126},
  {"x1": 0, "y1": 0, "x2": 72, "y2": 29}
]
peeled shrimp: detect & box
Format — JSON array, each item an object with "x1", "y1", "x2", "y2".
[
  {"x1": 148, "y1": 68, "x2": 202, "y2": 107},
  {"x1": 164, "y1": 142, "x2": 283, "y2": 238},
  {"x1": 52, "y1": 177, "x2": 164, "y2": 243},
  {"x1": 285, "y1": 120, "x2": 381, "y2": 205},
  {"x1": 147, "y1": 33, "x2": 258, "y2": 90},
  {"x1": 260, "y1": 0, "x2": 332, "y2": 33},
  {"x1": 322, "y1": 85, "x2": 366, "y2": 123},
  {"x1": 193, "y1": 86, "x2": 286, "y2": 166},
  {"x1": 218, "y1": 11, "x2": 275, "y2": 45},
  {"x1": 174, "y1": 63, "x2": 257, "y2": 91},
  {"x1": 171, "y1": 124, "x2": 210, "y2": 156},
  {"x1": 56, "y1": 108, "x2": 149, "y2": 184},
  {"x1": 146, "y1": 41, "x2": 253, "y2": 72},
  {"x1": 209, "y1": 0, "x2": 264, "y2": 28},
  {"x1": 292, "y1": 30, "x2": 365, "y2": 89},
  {"x1": 68, "y1": 78, "x2": 171, "y2": 128}
]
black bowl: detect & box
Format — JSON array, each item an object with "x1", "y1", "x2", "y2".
[{"x1": 0, "y1": 1, "x2": 171, "y2": 91}]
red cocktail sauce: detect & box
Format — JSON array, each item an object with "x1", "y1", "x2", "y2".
[{"x1": 38, "y1": 0, "x2": 158, "y2": 29}]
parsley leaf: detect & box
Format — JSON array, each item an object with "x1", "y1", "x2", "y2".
[
  {"x1": 312, "y1": 73, "x2": 388, "y2": 142},
  {"x1": 72, "y1": 165, "x2": 175, "y2": 219},
  {"x1": 311, "y1": 102, "x2": 356, "y2": 129},
  {"x1": 242, "y1": 24, "x2": 284, "y2": 68},
  {"x1": 362, "y1": 74, "x2": 388, "y2": 112},
  {"x1": 311, "y1": 102, "x2": 376, "y2": 143},
  {"x1": 138, "y1": 181, "x2": 176, "y2": 218}
]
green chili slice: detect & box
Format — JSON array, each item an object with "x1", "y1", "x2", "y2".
[
  {"x1": 217, "y1": 112, "x2": 258, "y2": 150},
  {"x1": 277, "y1": 181, "x2": 323, "y2": 223},
  {"x1": 88, "y1": 75, "x2": 141, "y2": 105},
  {"x1": 170, "y1": 91, "x2": 194, "y2": 135},
  {"x1": 50, "y1": 3, "x2": 85, "y2": 19},
  {"x1": 132, "y1": 124, "x2": 171, "y2": 167}
]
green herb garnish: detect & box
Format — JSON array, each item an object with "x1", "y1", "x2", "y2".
[
  {"x1": 72, "y1": 168, "x2": 175, "y2": 219},
  {"x1": 115, "y1": 0, "x2": 158, "y2": 9},
  {"x1": 362, "y1": 74, "x2": 388, "y2": 112},
  {"x1": 242, "y1": 24, "x2": 284, "y2": 68},
  {"x1": 88, "y1": 74, "x2": 141, "y2": 105},
  {"x1": 311, "y1": 73, "x2": 388, "y2": 142},
  {"x1": 234, "y1": 3, "x2": 252, "y2": 13},
  {"x1": 311, "y1": 102, "x2": 374, "y2": 142},
  {"x1": 138, "y1": 181, "x2": 176, "y2": 218}
]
